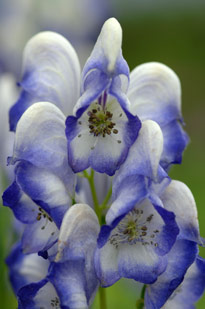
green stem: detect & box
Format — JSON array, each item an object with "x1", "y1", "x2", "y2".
[
  {"x1": 83, "y1": 170, "x2": 107, "y2": 308},
  {"x1": 83, "y1": 170, "x2": 100, "y2": 220},
  {"x1": 99, "y1": 287, "x2": 107, "y2": 309},
  {"x1": 100, "y1": 185, "x2": 112, "y2": 210},
  {"x1": 140, "y1": 284, "x2": 146, "y2": 299},
  {"x1": 136, "y1": 284, "x2": 146, "y2": 309}
]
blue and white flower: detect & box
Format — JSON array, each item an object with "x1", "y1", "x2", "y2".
[
  {"x1": 95, "y1": 120, "x2": 179, "y2": 286},
  {"x1": 66, "y1": 18, "x2": 141, "y2": 175},
  {"x1": 162, "y1": 256, "x2": 205, "y2": 309},
  {"x1": 144, "y1": 180, "x2": 201, "y2": 308},
  {"x1": 12, "y1": 204, "x2": 100, "y2": 309},
  {"x1": 9, "y1": 17, "x2": 187, "y2": 177},
  {"x1": 127, "y1": 62, "x2": 189, "y2": 170},
  {"x1": 3, "y1": 102, "x2": 76, "y2": 254}
]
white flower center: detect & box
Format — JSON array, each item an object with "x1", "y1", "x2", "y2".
[{"x1": 109, "y1": 208, "x2": 160, "y2": 248}]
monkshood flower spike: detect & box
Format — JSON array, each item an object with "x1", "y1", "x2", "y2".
[
  {"x1": 9, "y1": 17, "x2": 187, "y2": 176},
  {"x1": 3, "y1": 17, "x2": 204, "y2": 309}
]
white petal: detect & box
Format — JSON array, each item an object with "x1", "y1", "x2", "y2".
[
  {"x1": 114, "y1": 120, "x2": 164, "y2": 190},
  {"x1": 22, "y1": 31, "x2": 81, "y2": 115},
  {"x1": 161, "y1": 180, "x2": 200, "y2": 242},
  {"x1": 99, "y1": 18, "x2": 122, "y2": 72},
  {"x1": 128, "y1": 62, "x2": 181, "y2": 126},
  {"x1": 56, "y1": 204, "x2": 99, "y2": 262}
]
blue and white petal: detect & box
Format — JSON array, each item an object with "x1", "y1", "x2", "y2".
[
  {"x1": 105, "y1": 175, "x2": 147, "y2": 228},
  {"x1": 49, "y1": 204, "x2": 100, "y2": 308},
  {"x1": 9, "y1": 102, "x2": 75, "y2": 195},
  {"x1": 6, "y1": 242, "x2": 49, "y2": 295},
  {"x1": 160, "y1": 119, "x2": 189, "y2": 170},
  {"x1": 2, "y1": 181, "x2": 39, "y2": 224},
  {"x1": 113, "y1": 120, "x2": 165, "y2": 199},
  {"x1": 161, "y1": 180, "x2": 200, "y2": 243},
  {"x1": 49, "y1": 260, "x2": 90, "y2": 309},
  {"x1": 74, "y1": 18, "x2": 129, "y2": 117},
  {"x1": 127, "y1": 62, "x2": 188, "y2": 168},
  {"x1": 15, "y1": 161, "x2": 71, "y2": 227},
  {"x1": 55, "y1": 203, "x2": 100, "y2": 262},
  {"x1": 163, "y1": 256, "x2": 205, "y2": 309},
  {"x1": 145, "y1": 239, "x2": 198, "y2": 308},
  {"x1": 21, "y1": 218, "x2": 58, "y2": 254},
  {"x1": 10, "y1": 31, "x2": 81, "y2": 131},
  {"x1": 18, "y1": 279, "x2": 61, "y2": 309},
  {"x1": 128, "y1": 62, "x2": 182, "y2": 126}
]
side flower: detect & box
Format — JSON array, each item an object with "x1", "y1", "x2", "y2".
[
  {"x1": 3, "y1": 102, "x2": 76, "y2": 254},
  {"x1": 8, "y1": 204, "x2": 100, "y2": 309},
  {"x1": 95, "y1": 121, "x2": 179, "y2": 287}
]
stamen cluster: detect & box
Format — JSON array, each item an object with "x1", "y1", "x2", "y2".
[
  {"x1": 109, "y1": 208, "x2": 159, "y2": 248},
  {"x1": 88, "y1": 106, "x2": 118, "y2": 137}
]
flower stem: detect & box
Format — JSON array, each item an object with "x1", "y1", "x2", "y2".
[
  {"x1": 100, "y1": 185, "x2": 112, "y2": 210},
  {"x1": 83, "y1": 170, "x2": 100, "y2": 220},
  {"x1": 136, "y1": 284, "x2": 146, "y2": 309},
  {"x1": 99, "y1": 287, "x2": 107, "y2": 309}
]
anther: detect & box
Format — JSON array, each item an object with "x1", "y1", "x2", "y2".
[
  {"x1": 37, "y1": 213, "x2": 41, "y2": 221},
  {"x1": 147, "y1": 214, "x2": 154, "y2": 222},
  {"x1": 141, "y1": 232, "x2": 147, "y2": 236},
  {"x1": 113, "y1": 129, "x2": 118, "y2": 134}
]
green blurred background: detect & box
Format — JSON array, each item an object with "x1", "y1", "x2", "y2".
[{"x1": 1, "y1": 0, "x2": 205, "y2": 308}]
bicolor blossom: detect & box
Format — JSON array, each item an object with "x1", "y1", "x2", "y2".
[
  {"x1": 9, "y1": 18, "x2": 187, "y2": 176},
  {"x1": 2, "y1": 17, "x2": 204, "y2": 309}
]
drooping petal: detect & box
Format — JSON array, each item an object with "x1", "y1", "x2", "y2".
[
  {"x1": 113, "y1": 120, "x2": 165, "y2": 198},
  {"x1": 18, "y1": 279, "x2": 61, "y2": 309},
  {"x1": 94, "y1": 242, "x2": 120, "y2": 287},
  {"x1": 6, "y1": 242, "x2": 49, "y2": 295},
  {"x1": 21, "y1": 218, "x2": 58, "y2": 254},
  {"x1": 128, "y1": 62, "x2": 182, "y2": 126},
  {"x1": 117, "y1": 242, "x2": 167, "y2": 284},
  {"x1": 9, "y1": 102, "x2": 75, "y2": 195},
  {"x1": 15, "y1": 161, "x2": 71, "y2": 227},
  {"x1": 163, "y1": 256, "x2": 205, "y2": 309},
  {"x1": 49, "y1": 261, "x2": 91, "y2": 309},
  {"x1": 2, "y1": 181, "x2": 38, "y2": 224},
  {"x1": 95, "y1": 234, "x2": 167, "y2": 287},
  {"x1": 10, "y1": 31, "x2": 81, "y2": 131},
  {"x1": 145, "y1": 239, "x2": 198, "y2": 309},
  {"x1": 161, "y1": 180, "x2": 200, "y2": 243}
]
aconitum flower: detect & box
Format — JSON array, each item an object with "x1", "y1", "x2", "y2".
[
  {"x1": 9, "y1": 18, "x2": 187, "y2": 177},
  {"x1": 95, "y1": 121, "x2": 200, "y2": 288},
  {"x1": 3, "y1": 102, "x2": 76, "y2": 254},
  {"x1": 162, "y1": 256, "x2": 205, "y2": 309},
  {"x1": 8, "y1": 204, "x2": 100, "y2": 309},
  {"x1": 3, "y1": 16, "x2": 201, "y2": 309}
]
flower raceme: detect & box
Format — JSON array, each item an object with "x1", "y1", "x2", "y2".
[
  {"x1": 9, "y1": 18, "x2": 187, "y2": 175},
  {"x1": 3, "y1": 17, "x2": 205, "y2": 309}
]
